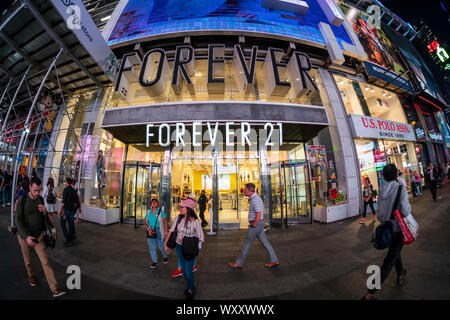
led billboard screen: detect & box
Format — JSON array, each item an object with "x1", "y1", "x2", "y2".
[{"x1": 108, "y1": 0, "x2": 355, "y2": 48}]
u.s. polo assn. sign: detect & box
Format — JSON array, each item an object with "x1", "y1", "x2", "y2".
[{"x1": 349, "y1": 114, "x2": 416, "y2": 142}]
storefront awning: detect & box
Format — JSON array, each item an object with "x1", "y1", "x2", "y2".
[{"x1": 101, "y1": 101, "x2": 329, "y2": 144}]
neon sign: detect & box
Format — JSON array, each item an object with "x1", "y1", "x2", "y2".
[
  {"x1": 437, "y1": 46, "x2": 449, "y2": 62},
  {"x1": 428, "y1": 40, "x2": 439, "y2": 53}
]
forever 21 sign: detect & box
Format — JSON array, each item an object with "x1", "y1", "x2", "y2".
[{"x1": 114, "y1": 44, "x2": 319, "y2": 101}]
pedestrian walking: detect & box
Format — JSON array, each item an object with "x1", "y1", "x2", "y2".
[
  {"x1": 425, "y1": 163, "x2": 439, "y2": 202},
  {"x1": 409, "y1": 169, "x2": 416, "y2": 197},
  {"x1": 446, "y1": 161, "x2": 450, "y2": 180},
  {"x1": 228, "y1": 183, "x2": 280, "y2": 269},
  {"x1": 360, "y1": 177, "x2": 376, "y2": 224},
  {"x1": 43, "y1": 178, "x2": 57, "y2": 217},
  {"x1": 396, "y1": 171, "x2": 407, "y2": 189},
  {"x1": 362, "y1": 164, "x2": 409, "y2": 300},
  {"x1": 1, "y1": 170, "x2": 12, "y2": 207},
  {"x1": 415, "y1": 171, "x2": 422, "y2": 195},
  {"x1": 145, "y1": 198, "x2": 169, "y2": 268},
  {"x1": 164, "y1": 198, "x2": 204, "y2": 300},
  {"x1": 70, "y1": 178, "x2": 82, "y2": 240},
  {"x1": 168, "y1": 197, "x2": 198, "y2": 278},
  {"x1": 58, "y1": 178, "x2": 80, "y2": 246},
  {"x1": 15, "y1": 176, "x2": 66, "y2": 298},
  {"x1": 198, "y1": 190, "x2": 208, "y2": 227}
]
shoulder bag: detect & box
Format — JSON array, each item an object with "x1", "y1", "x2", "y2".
[
  {"x1": 146, "y1": 209, "x2": 160, "y2": 239},
  {"x1": 390, "y1": 186, "x2": 419, "y2": 245},
  {"x1": 371, "y1": 186, "x2": 403, "y2": 250},
  {"x1": 166, "y1": 215, "x2": 181, "y2": 249},
  {"x1": 181, "y1": 219, "x2": 199, "y2": 261}
]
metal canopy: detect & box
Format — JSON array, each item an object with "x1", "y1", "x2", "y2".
[{"x1": 0, "y1": 0, "x2": 114, "y2": 116}]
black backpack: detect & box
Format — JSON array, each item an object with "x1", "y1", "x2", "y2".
[{"x1": 46, "y1": 187, "x2": 56, "y2": 204}]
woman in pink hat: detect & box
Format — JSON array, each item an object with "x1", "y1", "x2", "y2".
[
  {"x1": 168, "y1": 198, "x2": 200, "y2": 279},
  {"x1": 164, "y1": 197, "x2": 204, "y2": 300}
]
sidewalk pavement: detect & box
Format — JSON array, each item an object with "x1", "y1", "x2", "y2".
[{"x1": 1, "y1": 184, "x2": 449, "y2": 300}]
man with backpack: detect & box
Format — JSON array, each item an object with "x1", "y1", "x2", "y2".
[
  {"x1": 362, "y1": 164, "x2": 410, "y2": 300},
  {"x1": 58, "y1": 178, "x2": 81, "y2": 247},
  {"x1": 15, "y1": 176, "x2": 66, "y2": 298}
]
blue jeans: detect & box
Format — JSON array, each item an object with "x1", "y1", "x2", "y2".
[
  {"x1": 178, "y1": 254, "x2": 196, "y2": 269},
  {"x1": 60, "y1": 209, "x2": 76, "y2": 243},
  {"x1": 2, "y1": 185, "x2": 11, "y2": 204},
  {"x1": 147, "y1": 228, "x2": 168, "y2": 263},
  {"x1": 176, "y1": 244, "x2": 196, "y2": 292},
  {"x1": 416, "y1": 181, "x2": 422, "y2": 194}
]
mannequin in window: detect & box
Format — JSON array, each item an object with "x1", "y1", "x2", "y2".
[{"x1": 96, "y1": 150, "x2": 106, "y2": 208}]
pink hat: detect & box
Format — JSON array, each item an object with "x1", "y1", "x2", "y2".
[{"x1": 180, "y1": 197, "x2": 196, "y2": 210}]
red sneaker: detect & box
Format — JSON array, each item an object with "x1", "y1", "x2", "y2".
[
  {"x1": 359, "y1": 218, "x2": 366, "y2": 224},
  {"x1": 193, "y1": 265, "x2": 198, "y2": 272},
  {"x1": 170, "y1": 268, "x2": 183, "y2": 278}
]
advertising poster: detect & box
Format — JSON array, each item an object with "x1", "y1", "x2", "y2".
[
  {"x1": 339, "y1": 5, "x2": 413, "y2": 92},
  {"x1": 307, "y1": 145, "x2": 327, "y2": 181},
  {"x1": 339, "y1": 5, "x2": 404, "y2": 74}
]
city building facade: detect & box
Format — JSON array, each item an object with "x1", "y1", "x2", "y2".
[{"x1": 0, "y1": 0, "x2": 448, "y2": 230}]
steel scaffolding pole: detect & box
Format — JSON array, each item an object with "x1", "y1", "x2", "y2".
[
  {"x1": 10, "y1": 48, "x2": 63, "y2": 227},
  {"x1": 0, "y1": 65, "x2": 31, "y2": 137},
  {"x1": 27, "y1": 116, "x2": 43, "y2": 176},
  {"x1": 53, "y1": 64, "x2": 84, "y2": 153},
  {"x1": 0, "y1": 77, "x2": 12, "y2": 110}
]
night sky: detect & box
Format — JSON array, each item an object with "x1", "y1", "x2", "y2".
[{"x1": 381, "y1": 0, "x2": 450, "y2": 43}]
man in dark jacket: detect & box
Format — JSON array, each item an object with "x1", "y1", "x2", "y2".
[
  {"x1": 425, "y1": 163, "x2": 439, "y2": 202},
  {"x1": 15, "y1": 176, "x2": 66, "y2": 298},
  {"x1": 58, "y1": 178, "x2": 81, "y2": 246},
  {"x1": 198, "y1": 190, "x2": 208, "y2": 227}
]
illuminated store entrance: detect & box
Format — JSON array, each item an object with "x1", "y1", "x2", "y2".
[
  {"x1": 122, "y1": 161, "x2": 161, "y2": 227},
  {"x1": 169, "y1": 154, "x2": 262, "y2": 229},
  {"x1": 269, "y1": 161, "x2": 313, "y2": 227}
]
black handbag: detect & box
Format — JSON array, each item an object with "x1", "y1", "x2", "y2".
[
  {"x1": 166, "y1": 216, "x2": 180, "y2": 249},
  {"x1": 42, "y1": 213, "x2": 56, "y2": 249},
  {"x1": 182, "y1": 236, "x2": 199, "y2": 261}
]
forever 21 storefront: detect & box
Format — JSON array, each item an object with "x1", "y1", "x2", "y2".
[{"x1": 34, "y1": 0, "x2": 375, "y2": 229}]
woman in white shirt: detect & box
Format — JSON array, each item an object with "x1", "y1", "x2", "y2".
[
  {"x1": 165, "y1": 198, "x2": 204, "y2": 300},
  {"x1": 43, "y1": 178, "x2": 57, "y2": 215}
]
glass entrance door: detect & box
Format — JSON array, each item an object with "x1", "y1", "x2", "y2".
[
  {"x1": 283, "y1": 162, "x2": 311, "y2": 225},
  {"x1": 216, "y1": 157, "x2": 240, "y2": 229},
  {"x1": 237, "y1": 158, "x2": 261, "y2": 229},
  {"x1": 269, "y1": 161, "x2": 312, "y2": 227},
  {"x1": 122, "y1": 162, "x2": 161, "y2": 227}
]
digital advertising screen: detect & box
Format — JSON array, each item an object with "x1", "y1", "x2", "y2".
[
  {"x1": 108, "y1": 0, "x2": 355, "y2": 49},
  {"x1": 339, "y1": 5, "x2": 405, "y2": 76}
]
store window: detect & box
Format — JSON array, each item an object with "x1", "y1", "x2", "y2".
[
  {"x1": 334, "y1": 75, "x2": 420, "y2": 196},
  {"x1": 334, "y1": 75, "x2": 408, "y2": 123}
]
